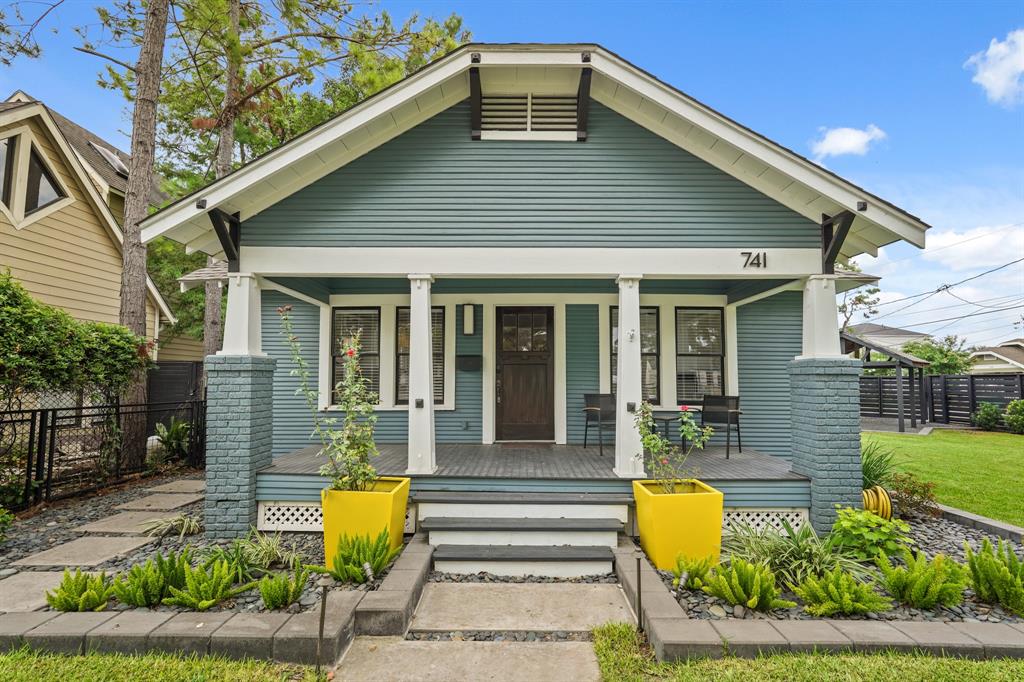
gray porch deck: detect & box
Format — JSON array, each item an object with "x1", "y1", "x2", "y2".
[{"x1": 260, "y1": 443, "x2": 807, "y2": 482}]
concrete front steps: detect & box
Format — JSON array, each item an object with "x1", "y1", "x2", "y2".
[{"x1": 414, "y1": 491, "x2": 630, "y2": 577}]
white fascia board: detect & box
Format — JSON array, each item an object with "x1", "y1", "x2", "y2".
[
  {"x1": 241, "y1": 246, "x2": 823, "y2": 278},
  {"x1": 587, "y1": 50, "x2": 928, "y2": 249},
  {"x1": 1, "y1": 104, "x2": 176, "y2": 323},
  {"x1": 968, "y1": 351, "x2": 1024, "y2": 370},
  {"x1": 140, "y1": 49, "x2": 474, "y2": 244}
]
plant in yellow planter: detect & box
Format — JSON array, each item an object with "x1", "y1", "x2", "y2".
[
  {"x1": 632, "y1": 402, "x2": 723, "y2": 570},
  {"x1": 279, "y1": 306, "x2": 410, "y2": 562}
]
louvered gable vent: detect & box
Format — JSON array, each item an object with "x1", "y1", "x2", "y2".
[{"x1": 480, "y1": 94, "x2": 578, "y2": 135}]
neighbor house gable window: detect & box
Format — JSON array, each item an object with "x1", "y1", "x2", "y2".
[
  {"x1": 675, "y1": 307, "x2": 724, "y2": 403},
  {"x1": 395, "y1": 306, "x2": 445, "y2": 404},
  {"x1": 25, "y1": 146, "x2": 65, "y2": 214},
  {"x1": 331, "y1": 308, "x2": 381, "y2": 401},
  {"x1": 610, "y1": 306, "x2": 661, "y2": 404},
  {"x1": 0, "y1": 136, "x2": 15, "y2": 209}
]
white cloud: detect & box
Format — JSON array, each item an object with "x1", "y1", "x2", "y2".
[
  {"x1": 811, "y1": 124, "x2": 886, "y2": 162},
  {"x1": 965, "y1": 29, "x2": 1024, "y2": 107},
  {"x1": 921, "y1": 224, "x2": 1024, "y2": 271}
]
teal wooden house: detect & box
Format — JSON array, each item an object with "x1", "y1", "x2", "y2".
[{"x1": 142, "y1": 44, "x2": 928, "y2": 571}]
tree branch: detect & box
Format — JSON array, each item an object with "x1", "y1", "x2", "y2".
[{"x1": 73, "y1": 45, "x2": 137, "y2": 72}]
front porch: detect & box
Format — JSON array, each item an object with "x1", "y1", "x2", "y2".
[{"x1": 255, "y1": 442, "x2": 810, "y2": 506}]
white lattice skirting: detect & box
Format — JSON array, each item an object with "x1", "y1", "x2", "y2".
[{"x1": 258, "y1": 501, "x2": 808, "y2": 534}]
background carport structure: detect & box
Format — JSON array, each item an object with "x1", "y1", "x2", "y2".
[{"x1": 842, "y1": 330, "x2": 930, "y2": 432}]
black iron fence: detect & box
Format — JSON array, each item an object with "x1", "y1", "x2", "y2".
[
  {"x1": 859, "y1": 373, "x2": 1024, "y2": 426},
  {"x1": 0, "y1": 400, "x2": 205, "y2": 511}
]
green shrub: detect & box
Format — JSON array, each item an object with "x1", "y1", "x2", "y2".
[
  {"x1": 889, "y1": 472, "x2": 940, "y2": 518},
  {"x1": 161, "y1": 560, "x2": 255, "y2": 611},
  {"x1": 861, "y1": 439, "x2": 898, "y2": 489},
  {"x1": 877, "y1": 548, "x2": 967, "y2": 609},
  {"x1": 155, "y1": 417, "x2": 191, "y2": 461},
  {"x1": 202, "y1": 541, "x2": 259, "y2": 583},
  {"x1": 792, "y1": 567, "x2": 893, "y2": 616},
  {"x1": 258, "y1": 560, "x2": 309, "y2": 610},
  {"x1": 701, "y1": 558, "x2": 796, "y2": 612},
  {"x1": 672, "y1": 554, "x2": 715, "y2": 590},
  {"x1": 722, "y1": 519, "x2": 870, "y2": 587},
  {"x1": 243, "y1": 529, "x2": 302, "y2": 569},
  {"x1": 830, "y1": 507, "x2": 913, "y2": 561},
  {"x1": 964, "y1": 538, "x2": 1024, "y2": 616},
  {"x1": 311, "y1": 529, "x2": 400, "y2": 584},
  {"x1": 45, "y1": 569, "x2": 113, "y2": 612},
  {"x1": 112, "y1": 549, "x2": 192, "y2": 607},
  {"x1": 1004, "y1": 399, "x2": 1024, "y2": 435},
  {"x1": 972, "y1": 401, "x2": 1002, "y2": 431},
  {"x1": 142, "y1": 513, "x2": 202, "y2": 540},
  {"x1": 0, "y1": 507, "x2": 13, "y2": 543}
]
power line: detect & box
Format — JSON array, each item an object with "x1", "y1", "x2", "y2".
[
  {"x1": 945, "y1": 290, "x2": 1023, "y2": 310},
  {"x1": 877, "y1": 294, "x2": 1022, "y2": 319},
  {"x1": 857, "y1": 222, "x2": 1023, "y2": 268},
  {"x1": 897, "y1": 304, "x2": 1024, "y2": 329}
]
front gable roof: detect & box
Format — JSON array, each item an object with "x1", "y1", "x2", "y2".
[
  {"x1": 140, "y1": 43, "x2": 929, "y2": 259},
  {"x1": 0, "y1": 101, "x2": 175, "y2": 323}
]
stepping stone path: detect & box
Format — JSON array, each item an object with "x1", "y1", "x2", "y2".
[
  {"x1": 75, "y1": 511, "x2": 178, "y2": 535},
  {"x1": 0, "y1": 572, "x2": 66, "y2": 612},
  {"x1": 13, "y1": 536, "x2": 155, "y2": 568},
  {"x1": 116, "y1": 493, "x2": 204, "y2": 512},
  {"x1": 146, "y1": 479, "x2": 205, "y2": 494},
  {"x1": 336, "y1": 637, "x2": 601, "y2": 682}
]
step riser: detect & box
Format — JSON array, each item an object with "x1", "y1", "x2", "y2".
[
  {"x1": 417, "y1": 502, "x2": 628, "y2": 522},
  {"x1": 433, "y1": 559, "x2": 613, "y2": 578},
  {"x1": 427, "y1": 529, "x2": 618, "y2": 548}
]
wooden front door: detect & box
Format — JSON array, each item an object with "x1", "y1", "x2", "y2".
[{"x1": 496, "y1": 306, "x2": 555, "y2": 440}]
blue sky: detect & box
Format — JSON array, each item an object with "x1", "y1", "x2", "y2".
[{"x1": 2, "y1": 0, "x2": 1022, "y2": 347}]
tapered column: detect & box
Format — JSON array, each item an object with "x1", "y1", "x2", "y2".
[
  {"x1": 614, "y1": 275, "x2": 646, "y2": 478},
  {"x1": 799, "y1": 274, "x2": 842, "y2": 359},
  {"x1": 219, "y1": 274, "x2": 263, "y2": 356},
  {"x1": 407, "y1": 274, "x2": 437, "y2": 474}
]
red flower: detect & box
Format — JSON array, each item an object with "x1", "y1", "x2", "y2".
[
  {"x1": 346, "y1": 348, "x2": 355, "y2": 357},
  {"x1": 660, "y1": 458, "x2": 669, "y2": 465},
  {"x1": 680, "y1": 405, "x2": 689, "y2": 412}
]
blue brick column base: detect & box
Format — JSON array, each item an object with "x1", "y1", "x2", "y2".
[
  {"x1": 204, "y1": 354, "x2": 276, "y2": 539},
  {"x1": 789, "y1": 357, "x2": 863, "y2": 533}
]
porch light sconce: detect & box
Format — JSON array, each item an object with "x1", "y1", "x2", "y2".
[
  {"x1": 415, "y1": 399, "x2": 424, "y2": 408},
  {"x1": 463, "y1": 304, "x2": 475, "y2": 335}
]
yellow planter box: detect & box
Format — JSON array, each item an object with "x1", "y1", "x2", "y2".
[
  {"x1": 321, "y1": 477, "x2": 410, "y2": 563},
  {"x1": 632, "y1": 479, "x2": 724, "y2": 570}
]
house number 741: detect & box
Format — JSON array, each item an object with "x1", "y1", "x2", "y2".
[{"x1": 741, "y1": 251, "x2": 767, "y2": 268}]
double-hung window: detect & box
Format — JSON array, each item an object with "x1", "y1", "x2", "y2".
[
  {"x1": 395, "y1": 307, "x2": 445, "y2": 404},
  {"x1": 610, "y1": 306, "x2": 661, "y2": 404},
  {"x1": 675, "y1": 308, "x2": 724, "y2": 403},
  {"x1": 331, "y1": 308, "x2": 381, "y2": 401}
]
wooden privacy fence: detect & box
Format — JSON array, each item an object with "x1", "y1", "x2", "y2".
[{"x1": 859, "y1": 373, "x2": 1024, "y2": 426}]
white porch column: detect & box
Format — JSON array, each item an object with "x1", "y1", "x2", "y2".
[
  {"x1": 614, "y1": 275, "x2": 646, "y2": 478},
  {"x1": 406, "y1": 274, "x2": 437, "y2": 474},
  {"x1": 219, "y1": 273, "x2": 264, "y2": 356},
  {"x1": 798, "y1": 274, "x2": 843, "y2": 358}
]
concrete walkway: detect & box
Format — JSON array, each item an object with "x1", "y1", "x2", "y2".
[{"x1": 336, "y1": 637, "x2": 601, "y2": 682}]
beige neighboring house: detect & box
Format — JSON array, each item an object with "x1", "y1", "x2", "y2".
[
  {"x1": 845, "y1": 322, "x2": 931, "y2": 351},
  {"x1": 970, "y1": 338, "x2": 1024, "y2": 375},
  {"x1": 0, "y1": 96, "x2": 175, "y2": 354}
]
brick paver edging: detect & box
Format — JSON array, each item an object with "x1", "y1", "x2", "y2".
[
  {"x1": 0, "y1": 535, "x2": 434, "y2": 664},
  {"x1": 938, "y1": 504, "x2": 1024, "y2": 543},
  {"x1": 612, "y1": 544, "x2": 1024, "y2": 661}
]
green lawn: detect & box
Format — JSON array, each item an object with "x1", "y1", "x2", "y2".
[
  {"x1": 861, "y1": 429, "x2": 1024, "y2": 526},
  {"x1": 0, "y1": 648, "x2": 321, "y2": 682},
  {"x1": 593, "y1": 622, "x2": 1024, "y2": 682}
]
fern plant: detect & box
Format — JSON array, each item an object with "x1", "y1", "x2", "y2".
[
  {"x1": 792, "y1": 567, "x2": 893, "y2": 616},
  {"x1": 112, "y1": 548, "x2": 192, "y2": 607},
  {"x1": 161, "y1": 559, "x2": 256, "y2": 610},
  {"x1": 310, "y1": 529, "x2": 401, "y2": 584},
  {"x1": 259, "y1": 560, "x2": 310, "y2": 610},
  {"x1": 877, "y1": 548, "x2": 967, "y2": 609},
  {"x1": 46, "y1": 569, "x2": 114, "y2": 612},
  {"x1": 672, "y1": 554, "x2": 715, "y2": 590},
  {"x1": 964, "y1": 539, "x2": 1024, "y2": 616},
  {"x1": 701, "y1": 558, "x2": 796, "y2": 612}
]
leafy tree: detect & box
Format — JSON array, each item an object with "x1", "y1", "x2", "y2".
[
  {"x1": 837, "y1": 261, "x2": 881, "y2": 329},
  {"x1": 0, "y1": 0, "x2": 64, "y2": 65},
  {"x1": 902, "y1": 336, "x2": 973, "y2": 375}
]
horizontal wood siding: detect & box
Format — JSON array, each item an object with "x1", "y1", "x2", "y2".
[
  {"x1": 437, "y1": 304, "x2": 483, "y2": 441},
  {"x1": 262, "y1": 291, "x2": 319, "y2": 456},
  {"x1": 736, "y1": 290, "x2": 803, "y2": 459},
  {"x1": 255, "y1": 474, "x2": 809, "y2": 507},
  {"x1": 566, "y1": 304, "x2": 600, "y2": 444},
  {"x1": 158, "y1": 334, "x2": 204, "y2": 361},
  {"x1": 242, "y1": 101, "x2": 818, "y2": 248}
]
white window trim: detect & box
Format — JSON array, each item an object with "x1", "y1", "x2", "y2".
[{"x1": 0, "y1": 124, "x2": 75, "y2": 230}]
